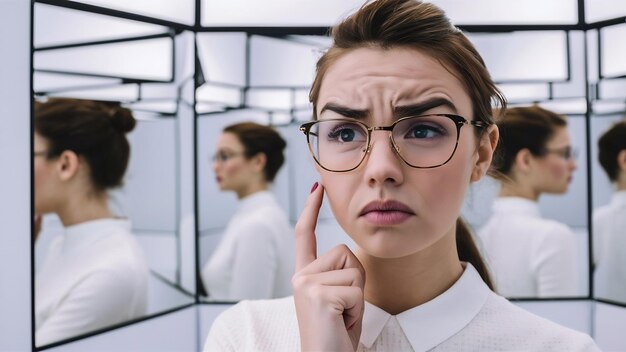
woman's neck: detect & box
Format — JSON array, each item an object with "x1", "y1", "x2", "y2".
[
  {"x1": 236, "y1": 181, "x2": 268, "y2": 199},
  {"x1": 56, "y1": 191, "x2": 113, "y2": 227},
  {"x1": 498, "y1": 181, "x2": 539, "y2": 201},
  {"x1": 356, "y1": 231, "x2": 463, "y2": 315}
]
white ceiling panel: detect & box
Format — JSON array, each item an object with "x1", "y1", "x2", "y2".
[{"x1": 35, "y1": 3, "x2": 168, "y2": 48}]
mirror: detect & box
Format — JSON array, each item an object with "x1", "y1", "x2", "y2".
[
  {"x1": 195, "y1": 29, "x2": 591, "y2": 303},
  {"x1": 587, "y1": 19, "x2": 626, "y2": 306},
  {"x1": 461, "y1": 30, "x2": 590, "y2": 299},
  {"x1": 33, "y1": 4, "x2": 195, "y2": 347}
]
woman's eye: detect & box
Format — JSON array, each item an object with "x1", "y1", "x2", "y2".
[
  {"x1": 328, "y1": 125, "x2": 363, "y2": 142},
  {"x1": 407, "y1": 124, "x2": 445, "y2": 139}
]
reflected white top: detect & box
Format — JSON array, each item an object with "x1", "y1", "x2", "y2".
[
  {"x1": 478, "y1": 197, "x2": 579, "y2": 298},
  {"x1": 35, "y1": 218, "x2": 149, "y2": 346},
  {"x1": 593, "y1": 190, "x2": 626, "y2": 303},
  {"x1": 204, "y1": 263, "x2": 598, "y2": 351},
  {"x1": 201, "y1": 190, "x2": 295, "y2": 301}
]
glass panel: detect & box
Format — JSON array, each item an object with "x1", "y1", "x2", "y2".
[
  {"x1": 250, "y1": 36, "x2": 319, "y2": 87},
  {"x1": 46, "y1": 84, "x2": 139, "y2": 102},
  {"x1": 201, "y1": 0, "x2": 363, "y2": 26},
  {"x1": 202, "y1": 0, "x2": 577, "y2": 26},
  {"x1": 294, "y1": 88, "x2": 312, "y2": 109},
  {"x1": 33, "y1": 6, "x2": 195, "y2": 345},
  {"x1": 497, "y1": 83, "x2": 550, "y2": 103},
  {"x1": 245, "y1": 89, "x2": 292, "y2": 110},
  {"x1": 553, "y1": 31, "x2": 586, "y2": 98},
  {"x1": 590, "y1": 113, "x2": 626, "y2": 304},
  {"x1": 468, "y1": 31, "x2": 568, "y2": 82},
  {"x1": 585, "y1": 0, "x2": 626, "y2": 23},
  {"x1": 509, "y1": 98, "x2": 588, "y2": 115},
  {"x1": 432, "y1": 0, "x2": 577, "y2": 25},
  {"x1": 34, "y1": 72, "x2": 120, "y2": 93},
  {"x1": 464, "y1": 114, "x2": 590, "y2": 298},
  {"x1": 196, "y1": 84, "x2": 242, "y2": 107},
  {"x1": 35, "y1": 37, "x2": 173, "y2": 81},
  {"x1": 598, "y1": 79, "x2": 626, "y2": 100},
  {"x1": 35, "y1": 3, "x2": 168, "y2": 48},
  {"x1": 601, "y1": 24, "x2": 626, "y2": 78},
  {"x1": 71, "y1": 0, "x2": 195, "y2": 25},
  {"x1": 197, "y1": 33, "x2": 247, "y2": 86}
]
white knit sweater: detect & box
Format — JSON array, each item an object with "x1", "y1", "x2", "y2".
[{"x1": 205, "y1": 264, "x2": 598, "y2": 352}]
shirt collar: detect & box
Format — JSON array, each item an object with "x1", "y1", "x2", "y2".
[
  {"x1": 237, "y1": 190, "x2": 277, "y2": 214},
  {"x1": 63, "y1": 218, "x2": 131, "y2": 253},
  {"x1": 492, "y1": 196, "x2": 541, "y2": 218},
  {"x1": 610, "y1": 190, "x2": 626, "y2": 208},
  {"x1": 360, "y1": 263, "x2": 491, "y2": 350}
]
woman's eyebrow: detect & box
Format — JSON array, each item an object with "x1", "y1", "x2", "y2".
[
  {"x1": 394, "y1": 98, "x2": 458, "y2": 118},
  {"x1": 319, "y1": 103, "x2": 369, "y2": 119}
]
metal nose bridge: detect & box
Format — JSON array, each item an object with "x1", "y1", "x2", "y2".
[{"x1": 365, "y1": 125, "x2": 400, "y2": 154}]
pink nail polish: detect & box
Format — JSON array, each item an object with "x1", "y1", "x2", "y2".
[{"x1": 310, "y1": 182, "x2": 319, "y2": 193}]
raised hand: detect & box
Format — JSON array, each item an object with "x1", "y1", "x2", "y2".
[{"x1": 292, "y1": 182, "x2": 366, "y2": 351}]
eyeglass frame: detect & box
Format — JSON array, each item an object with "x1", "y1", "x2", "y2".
[
  {"x1": 211, "y1": 150, "x2": 246, "y2": 163},
  {"x1": 299, "y1": 113, "x2": 490, "y2": 173},
  {"x1": 541, "y1": 145, "x2": 578, "y2": 161}
]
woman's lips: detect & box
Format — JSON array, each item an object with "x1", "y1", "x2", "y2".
[{"x1": 359, "y1": 200, "x2": 415, "y2": 226}]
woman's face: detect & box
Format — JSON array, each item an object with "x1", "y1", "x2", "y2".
[
  {"x1": 212, "y1": 132, "x2": 256, "y2": 193},
  {"x1": 315, "y1": 47, "x2": 490, "y2": 259},
  {"x1": 34, "y1": 133, "x2": 58, "y2": 214},
  {"x1": 531, "y1": 127, "x2": 577, "y2": 194}
]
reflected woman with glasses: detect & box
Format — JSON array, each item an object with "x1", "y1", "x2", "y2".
[
  {"x1": 201, "y1": 122, "x2": 294, "y2": 301},
  {"x1": 206, "y1": 1, "x2": 597, "y2": 350},
  {"x1": 593, "y1": 120, "x2": 626, "y2": 303},
  {"x1": 479, "y1": 106, "x2": 579, "y2": 298},
  {"x1": 34, "y1": 98, "x2": 148, "y2": 346}
]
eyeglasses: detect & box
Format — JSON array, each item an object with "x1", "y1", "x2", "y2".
[
  {"x1": 33, "y1": 150, "x2": 49, "y2": 158},
  {"x1": 211, "y1": 151, "x2": 245, "y2": 163},
  {"x1": 299, "y1": 114, "x2": 489, "y2": 172},
  {"x1": 542, "y1": 146, "x2": 578, "y2": 161}
]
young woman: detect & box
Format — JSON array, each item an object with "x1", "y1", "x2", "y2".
[
  {"x1": 205, "y1": 0, "x2": 598, "y2": 350},
  {"x1": 593, "y1": 119, "x2": 626, "y2": 302},
  {"x1": 479, "y1": 106, "x2": 580, "y2": 298},
  {"x1": 201, "y1": 122, "x2": 294, "y2": 301},
  {"x1": 35, "y1": 98, "x2": 148, "y2": 346}
]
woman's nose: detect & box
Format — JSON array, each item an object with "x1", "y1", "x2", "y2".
[{"x1": 362, "y1": 133, "x2": 405, "y2": 187}]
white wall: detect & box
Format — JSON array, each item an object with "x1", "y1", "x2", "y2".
[
  {"x1": 0, "y1": 1, "x2": 32, "y2": 351},
  {"x1": 46, "y1": 306, "x2": 197, "y2": 352},
  {"x1": 594, "y1": 302, "x2": 626, "y2": 351}
]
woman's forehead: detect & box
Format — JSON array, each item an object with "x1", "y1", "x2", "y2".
[{"x1": 317, "y1": 47, "x2": 471, "y2": 114}]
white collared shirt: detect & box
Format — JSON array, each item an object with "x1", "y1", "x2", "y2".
[
  {"x1": 593, "y1": 190, "x2": 626, "y2": 302},
  {"x1": 478, "y1": 197, "x2": 579, "y2": 298},
  {"x1": 201, "y1": 190, "x2": 295, "y2": 301},
  {"x1": 35, "y1": 218, "x2": 149, "y2": 346},
  {"x1": 204, "y1": 264, "x2": 598, "y2": 351}
]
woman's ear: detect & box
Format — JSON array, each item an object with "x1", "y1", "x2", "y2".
[
  {"x1": 618, "y1": 149, "x2": 626, "y2": 171},
  {"x1": 513, "y1": 148, "x2": 533, "y2": 174},
  {"x1": 471, "y1": 124, "x2": 499, "y2": 182},
  {"x1": 56, "y1": 150, "x2": 81, "y2": 182},
  {"x1": 252, "y1": 152, "x2": 267, "y2": 174}
]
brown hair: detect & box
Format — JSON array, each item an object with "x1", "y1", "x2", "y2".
[
  {"x1": 309, "y1": 0, "x2": 505, "y2": 289},
  {"x1": 223, "y1": 122, "x2": 287, "y2": 182},
  {"x1": 491, "y1": 105, "x2": 567, "y2": 178},
  {"x1": 35, "y1": 98, "x2": 136, "y2": 192},
  {"x1": 598, "y1": 119, "x2": 626, "y2": 182}
]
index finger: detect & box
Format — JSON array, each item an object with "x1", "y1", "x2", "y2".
[{"x1": 294, "y1": 182, "x2": 324, "y2": 271}]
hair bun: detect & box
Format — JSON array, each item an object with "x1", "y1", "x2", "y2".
[{"x1": 109, "y1": 107, "x2": 136, "y2": 133}]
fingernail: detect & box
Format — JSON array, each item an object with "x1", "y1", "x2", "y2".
[{"x1": 310, "y1": 182, "x2": 319, "y2": 194}]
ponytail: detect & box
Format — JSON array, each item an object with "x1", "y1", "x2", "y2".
[{"x1": 456, "y1": 218, "x2": 494, "y2": 290}]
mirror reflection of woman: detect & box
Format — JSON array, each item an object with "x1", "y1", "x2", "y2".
[
  {"x1": 593, "y1": 120, "x2": 626, "y2": 302},
  {"x1": 201, "y1": 122, "x2": 294, "y2": 301},
  {"x1": 34, "y1": 98, "x2": 148, "y2": 346},
  {"x1": 206, "y1": 1, "x2": 598, "y2": 350},
  {"x1": 479, "y1": 106, "x2": 579, "y2": 298}
]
